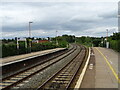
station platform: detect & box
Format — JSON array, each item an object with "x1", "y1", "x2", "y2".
[
  {"x1": 1, "y1": 48, "x2": 65, "y2": 66},
  {"x1": 81, "y1": 47, "x2": 119, "y2": 88}
]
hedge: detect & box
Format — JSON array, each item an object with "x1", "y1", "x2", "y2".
[{"x1": 2, "y1": 42, "x2": 59, "y2": 58}]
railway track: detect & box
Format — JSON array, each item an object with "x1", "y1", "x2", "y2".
[
  {"x1": 1, "y1": 44, "x2": 78, "y2": 89},
  {"x1": 2, "y1": 44, "x2": 72, "y2": 79},
  {"x1": 37, "y1": 45, "x2": 87, "y2": 89}
]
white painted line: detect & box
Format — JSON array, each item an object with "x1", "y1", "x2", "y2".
[
  {"x1": 74, "y1": 47, "x2": 90, "y2": 89},
  {"x1": 89, "y1": 67, "x2": 93, "y2": 70},
  {"x1": 109, "y1": 61, "x2": 113, "y2": 64},
  {"x1": 89, "y1": 64, "x2": 93, "y2": 69},
  {"x1": 90, "y1": 64, "x2": 93, "y2": 66},
  {"x1": 91, "y1": 53, "x2": 94, "y2": 56}
]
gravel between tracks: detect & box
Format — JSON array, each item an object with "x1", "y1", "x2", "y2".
[{"x1": 10, "y1": 45, "x2": 79, "y2": 89}]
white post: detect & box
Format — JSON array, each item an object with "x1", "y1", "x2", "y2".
[
  {"x1": 106, "y1": 42, "x2": 109, "y2": 48},
  {"x1": 106, "y1": 29, "x2": 109, "y2": 48},
  {"x1": 25, "y1": 38, "x2": 27, "y2": 48},
  {"x1": 17, "y1": 37, "x2": 19, "y2": 49}
]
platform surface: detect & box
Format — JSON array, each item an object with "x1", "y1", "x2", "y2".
[
  {"x1": 81, "y1": 47, "x2": 119, "y2": 88},
  {"x1": 1, "y1": 48, "x2": 65, "y2": 65},
  {"x1": 94, "y1": 47, "x2": 118, "y2": 88}
]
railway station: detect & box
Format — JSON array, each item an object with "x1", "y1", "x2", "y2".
[
  {"x1": 1, "y1": 1, "x2": 119, "y2": 90},
  {"x1": 1, "y1": 44, "x2": 119, "y2": 89}
]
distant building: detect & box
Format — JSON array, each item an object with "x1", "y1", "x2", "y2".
[
  {"x1": 32, "y1": 40, "x2": 39, "y2": 43},
  {"x1": 38, "y1": 40, "x2": 49, "y2": 43},
  {"x1": 32, "y1": 40, "x2": 49, "y2": 43}
]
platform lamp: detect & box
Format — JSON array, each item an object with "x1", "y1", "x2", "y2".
[
  {"x1": 56, "y1": 30, "x2": 58, "y2": 45},
  {"x1": 29, "y1": 21, "x2": 33, "y2": 53}
]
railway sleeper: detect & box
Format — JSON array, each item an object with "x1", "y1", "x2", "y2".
[
  {"x1": 2, "y1": 80, "x2": 16, "y2": 84},
  {"x1": 57, "y1": 76, "x2": 70, "y2": 78},
  {"x1": 15, "y1": 75, "x2": 26, "y2": 78},
  {"x1": 48, "y1": 81, "x2": 69, "y2": 89},
  {"x1": 59, "y1": 73, "x2": 72, "y2": 76},
  {"x1": 55, "y1": 78, "x2": 70, "y2": 81}
]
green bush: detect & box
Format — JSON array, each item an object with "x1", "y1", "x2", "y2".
[
  {"x1": 2, "y1": 42, "x2": 59, "y2": 58},
  {"x1": 2, "y1": 44, "x2": 17, "y2": 57},
  {"x1": 58, "y1": 41, "x2": 68, "y2": 48},
  {"x1": 110, "y1": 40, "x2": 120, "y2": 52}
]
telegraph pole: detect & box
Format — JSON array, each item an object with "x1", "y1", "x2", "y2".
[{"x1": 106, "y1": 29, "x2": 108, "y2": 41}]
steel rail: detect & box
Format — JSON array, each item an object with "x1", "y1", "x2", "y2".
[
  {"x1": 36, "y1": 45, "x2": 87, "y2": 90},
  {"x1": 3, "y1": 44, "x2": 75, "y2": 80},
  {"x1": 1, "y1": 44, "x2": 77, "y2": 90},
  {"x1": 66, "y1": 46, "x2": 87, "y2": 89},
  {"x1": 2, "y1": 46, "x2": 72, "y2": 80}
]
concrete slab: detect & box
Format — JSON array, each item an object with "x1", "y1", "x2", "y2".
[
  {"x1": 81, "y1": 47, "x2": 119, "y2": 88},
  {"x1": 96, "y1": 47, "x2": 119, "y2": 74},
  {"x1": 94, "y1": 47, "x2": 118, "y2": 88},
  {"x1": 81, "y1": 48, "x2": 95, "y2": 88}
]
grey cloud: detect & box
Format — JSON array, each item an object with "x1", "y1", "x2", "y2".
[
  {"x1": 1, "y1": 2, "x2": 118, "y2": 38},
  {"x1": 70, "y1": 15, "x2": 103, "y2": 23},
  {"x1": 99, "y1": 11, "x2": 117, "y2": 19}
]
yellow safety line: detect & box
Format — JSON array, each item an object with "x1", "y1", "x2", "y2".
[{"x1": 95, "y1": 48, "x2": 120, "y2": 83}]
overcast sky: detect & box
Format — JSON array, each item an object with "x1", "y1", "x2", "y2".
[{"x1": 1, "y1": 1, "x2": 119, "y2": 38}]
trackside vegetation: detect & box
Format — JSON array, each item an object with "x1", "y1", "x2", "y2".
[
  {"x1": 108, "y1": 33, "x2": 120, "y2": 52},
  {"x1": 1, "y1": 33, "x2": 120, "y2": 58},
  {"x1": 75, "y1": 32, "x2": 120, "y2": 52},
  {"x1": 1, "y1": 35, "x2": 74, "y2": 58},
  {"x1": 2, "y1": 42, "x2": 58, "y2": 58}
]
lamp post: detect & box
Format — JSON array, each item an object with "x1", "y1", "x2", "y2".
[
  {"x1": 106, "y1": 29, "x2": 108, "y2": 41},
  {"x1": 56, "y1": 30, "x2": 58, "y2": 45},
  {"x1": 29, "y1": 21, "x2": 33, "y2": 52},
  {"x1": 118, "y1": 15, "x2": 120, "y2": 32}
]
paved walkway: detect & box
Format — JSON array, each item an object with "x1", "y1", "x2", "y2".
[
  {"x1": 94, "y1": 47, "x2": 118, "y2": 88},
  {"x1": 1, "y1": 48, "x2": 65, "y2": 65},
  {"x1": 81, "y1": 48, "x2": 95, "y2": 88},
  {"x1": 81, "y1": 47, "x2": 119, "y2": 88}
]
